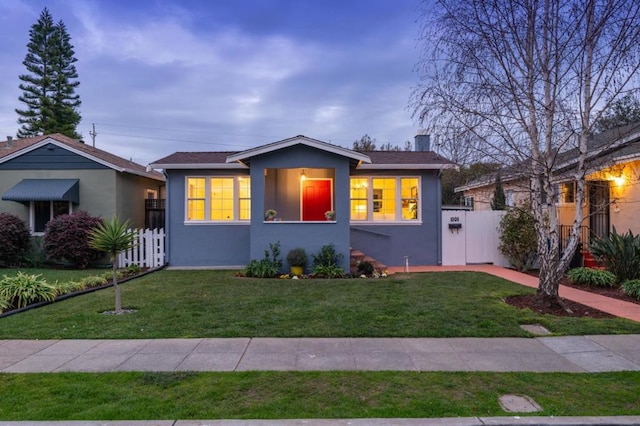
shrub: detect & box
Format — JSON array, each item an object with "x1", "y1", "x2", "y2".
[
  {"x1": 567, "y1": 267, "x2": 616, "y2": 288},
  {"x1": 0, "y1": 213, "x2": 31, "y2": 267},
  {"x1": 0, "y1": 272, "x2": 57, "y2": 308},
  {"x1": 498, "y1": 203, "x2": 538, "y2": 272},
  {"x1": 312, "y1": 244, "x2": 344, "y2": 268},
  {"x1": 80, "y1": 275, "x2": 108, "y2": 287},
  {"x1": 125, "y1": 264, "x2": 142, "y2": 275},
  {"x1": 286, "y1": 248, "x2": 308, "y2": 267},
  {"x1": 44, "y1": 211, "x2": 103, "y2": 268},
  {"x1": 24, "y1": 236, "x2": 46, "y2": 268},
  {"x1": 57, "y1": 280, "x2": 87, "y2": 295},
  {"x1": 244, "y1": 241, "x2": 282, "y2": 278},
  {"x1": 622, "y1": 279, "x2": 640, "y2": 299},
  {"x1": 357, "y1": 261, "x2": 375, "y2": 276},
  {"x1": 313, "y1": 264, "x2": 345, "y2": 279},
  {"x1": 591, "y1": 227, "x2": 640, "y2": 283},
  {"x1": 0, "y1": 294, "x2": 10, "y2": 312}
]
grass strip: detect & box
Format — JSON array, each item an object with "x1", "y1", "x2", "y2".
[{"x1": 0, "y1": 371, "x2": 638, "y2": 420}]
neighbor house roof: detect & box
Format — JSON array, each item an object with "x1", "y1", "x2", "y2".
[
  {"x1": 455, "y1": 122, "x2": 640, "y2": 193},
  {"x1": 0, "y1": 134, "x2": 164, "y2": 181},
  {"x1": 150, "y1": 135, "x2": 457, "y2": 170}
]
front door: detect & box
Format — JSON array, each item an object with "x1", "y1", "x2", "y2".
[
  {"x1": 302, "y1": 179, "x2": 332, "y2": 221},
  {"x1": 589, "y1": 180, "x2": 610, "y2": 240}
]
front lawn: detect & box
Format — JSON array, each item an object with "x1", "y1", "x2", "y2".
[
  {"x1": 0, "y1": 371, "x2": 639, "y2": 420},
  {"x1": 1, "y1": 270, "x2": 639, "y2": 338}
]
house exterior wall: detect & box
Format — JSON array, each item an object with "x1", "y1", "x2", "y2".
[
  {"x1": 463, "y1": 180, "x2": 530, "y2": 211},
  {"x1": 115, "y1": 172, "x2": 165, "y2": 228},
  {"x1": 0, "y1": 144, "x2": 163, "y2": 229},
  {"x1": 349, "y1": 169, "x2": 442, "y2": 266},
  {"x1": 250, "y1": 145, "x2": 351, "y2": 271},
  {"x1": 0, "y1": 168, "x2": 117, "y2": 223},
  {"x1": 164, "y1": 169, "x2": 251, "y2": 267}
]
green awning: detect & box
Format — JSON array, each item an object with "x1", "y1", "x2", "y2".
[{"x1": 2, "y1": 179, "x2": 79, "y2": 204}]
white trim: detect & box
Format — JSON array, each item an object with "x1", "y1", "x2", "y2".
[
  {"x1": 226, "y1": 135, "x2": 371, "y2": 164},
  {"x1": 184, "y1": 176, "x2": 251, "y2": 223},
  {"x1": 0, "y1": 137, "x2": 163, "y2": 181},
  {"x1": 349, "y1": 176, "x2": 422, "y2": 223}
]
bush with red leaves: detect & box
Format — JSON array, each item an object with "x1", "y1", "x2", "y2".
[
  {"x1": 43, "y1": 211, "x2": 104, "y2": 268},
  {"x1": 0, "y1": 213, "x2": 31, "y2": 267}
]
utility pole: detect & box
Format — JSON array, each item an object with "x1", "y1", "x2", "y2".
[{"x1": 89, "y1": 123, "x2": 97, "y2": 147}]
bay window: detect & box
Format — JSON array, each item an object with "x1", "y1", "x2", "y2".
[{"x1": 186, "y1": 176, "x2": 250, "y2": 222}]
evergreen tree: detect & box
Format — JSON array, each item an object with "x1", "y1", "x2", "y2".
[
  {"x1": 490, "y1": 170, "x2": 506, "y2": 210},
  {"x1": 594, "y1": 94, "x2": 640, "y2": 133},
  {"x1": 16, "y1": 8, "x2": 81, "y2": 139},
  {"x1": 352, "y1": 134, "x2": 377, "y2": 151}
]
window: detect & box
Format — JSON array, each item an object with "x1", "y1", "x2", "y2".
[
  {"x1": 556, "y1": 182, "x2": 575, "y2": 204},
  {"x1": 186, "y1": 176, "x2": 250, "y2": 222},
  {"x1": 505, "y1": 190, "x2": 515, "y2": 207},
  {"x1": 464, "y1": 196, "x2": 474, "y2": 210},
  {"x1": 350, "y1": 177, "x2": 420, "y2": 222},
  {"x1": 350, "y1": 178, "x2": 368, "y2": 220},
  {"x1": 32, "y1": 200, "x2": 72, "y2": 233}
]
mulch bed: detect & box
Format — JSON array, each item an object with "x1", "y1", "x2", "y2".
[{"x1": 503, "y1": 270, "x2": 638, "y2": 318}]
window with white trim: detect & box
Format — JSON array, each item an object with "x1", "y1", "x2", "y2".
[
  {"x1": 350, "y1": 177, "x2": 420, "y2": 222},
  {"x1": 186, "y1": 176, "x2": 250, "y2": 222},
  {"x1": 31, "y1": 201, "x2": 72, "y2": 233}
]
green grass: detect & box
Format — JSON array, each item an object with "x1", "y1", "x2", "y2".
[
  {"x1": 1, "y1": 270, "x2": 639, "y2": 338},
  {"x1": 0, "y1": 268, "x2": 108, "y2": 285},
  {"x1": 0, "y1": 371, "x2": 638, "y2": 420}
]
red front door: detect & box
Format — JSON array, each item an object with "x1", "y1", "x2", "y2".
[{"x1": 302, "y1": 179, "x2": 332, "y2": 221}]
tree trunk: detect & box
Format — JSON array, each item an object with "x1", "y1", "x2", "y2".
[{"x1": 112, "y1": 257, "x2": 122, "y2": 313}]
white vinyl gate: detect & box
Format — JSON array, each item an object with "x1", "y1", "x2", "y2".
[
  {"x1": 442, "y1": 210, "x2": 509, "y2": 266},
  {"x1": 117, "y1": 228, "x2": 166, "y2": 268}
]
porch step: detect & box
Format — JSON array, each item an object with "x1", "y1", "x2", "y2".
[
  {"x1": 582, "y1": 251, "x2": 600, "y2": 269},
  {"x1": 350, "y1": 248, "x2": 387, "y2": 275}
]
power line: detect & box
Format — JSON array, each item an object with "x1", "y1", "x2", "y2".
[{"x1": 98, "y1": 131, "x2": 254, "y2": 148}]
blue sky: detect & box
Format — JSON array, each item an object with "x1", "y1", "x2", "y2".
[{"x1": 0, "y1": 0, "x2": 423, "y2": 165}]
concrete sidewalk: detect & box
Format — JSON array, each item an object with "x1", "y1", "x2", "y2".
[{"x1": 1, "y1": 335, "x2": 639, "y2": 373}]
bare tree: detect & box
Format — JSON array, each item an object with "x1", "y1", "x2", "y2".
[{"x1": 412, "y1": 0, "x2": 640, "y2": 304}]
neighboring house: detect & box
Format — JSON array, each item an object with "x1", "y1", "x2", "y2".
[
  {"x1": 0, "y1": 134, "x2": 165, "y2": 233},
  {"x1": 150, "y1": 135, "x2": 455, "y2": 269},
  {"x1": 455, "y1": 122, "x2": 640, "y2": 244}
]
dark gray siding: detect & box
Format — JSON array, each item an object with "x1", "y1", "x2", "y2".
[{"x1": 0, "y1": 144, "x2": 109, "y2": 170}]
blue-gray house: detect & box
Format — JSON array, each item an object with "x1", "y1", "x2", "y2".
[{"x1": 150, "y1": 135, "x2": 455, "y2": 270}]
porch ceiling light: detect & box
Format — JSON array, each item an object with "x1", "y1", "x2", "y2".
[{"x1": 300, "y1": 169, "x2": 307, "y2": 180}]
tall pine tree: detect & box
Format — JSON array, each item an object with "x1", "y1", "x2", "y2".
[
  {"x1": 16, "y1": 8, "x2": 81, "y2": 139},
  {"x1": 490, "y1": 170, "x2": 506, "y2": 210}
]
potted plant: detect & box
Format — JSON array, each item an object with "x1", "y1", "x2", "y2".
[
  {"x1": 286, "y1": 247, "x2": 307, "y2": 276},
  {"x1": 324, "y1": 210, "x2": 336, "y2": 221},
  {"x1": 265, "y1": 209, "x2": 277, "y2": 221}
]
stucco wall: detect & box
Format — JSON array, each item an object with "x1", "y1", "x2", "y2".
[
  {"x1": 349, "y1": 169, "x2": 442, "y2": 266},
  {"x1": 165, "y1": 169, "x2": 251, "y2": 267},
  {"x1": 115, "y1": 173, "x2": 165, "y2": 228},
  {"x1": 250, "y1": 145, "x2": 351, "y2": 271},
  {"x1": 0, "y1": 169, "x2": 117, "y2": 225}
]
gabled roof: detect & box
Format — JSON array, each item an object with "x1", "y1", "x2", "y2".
[
  {"x1": 455, "y1": 122, "x2": 640, "y2": 193},
  {"x1": 150, "y1": 135, "x2": 456, "y2": 170},
  {"x1": 0, "y1": 134, "x2": 164, "y2": 181},
  {"x1": 225, "y1": 135, "x2": 371, "y2": 166}
]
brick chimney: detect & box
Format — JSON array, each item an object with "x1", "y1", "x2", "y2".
[{"x1": 414, "y1": 132, "x2": 430, "y2": 152}]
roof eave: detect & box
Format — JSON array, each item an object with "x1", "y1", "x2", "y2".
[
  {"x1": 149, "y1": 163, "x2": 248, "y2": 170},
  {"x1": 359, "y1": 163, "x2": 458, "y2": 170}
]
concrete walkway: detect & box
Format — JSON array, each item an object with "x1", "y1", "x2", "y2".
[
  {"x1": 1, "y1": 335, "x2": 639, "y2": 373},
  {"x1": 387, "y1": 264, "x2": 640, "y2": 323}
]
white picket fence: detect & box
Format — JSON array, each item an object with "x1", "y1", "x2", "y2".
[{"x1": 117, "y1": 228, "x2": 166, "y2": 268}]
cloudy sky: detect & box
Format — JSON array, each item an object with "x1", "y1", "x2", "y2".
[{"x1": 0, "y1": 0, "x2": 425, "y2": 165}]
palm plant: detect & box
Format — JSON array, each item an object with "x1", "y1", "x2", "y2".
[{"x1": 89, "y1": 217, "x2": 137, "y2": 313}]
